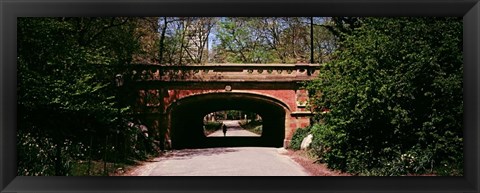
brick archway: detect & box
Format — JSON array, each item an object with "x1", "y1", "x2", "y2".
[
  {"x1": 129, "y1": 64, "x2": 319, "y2": 149},
  {"x1": 166, "y1": 91, "x2": 290, "y2": 148}
]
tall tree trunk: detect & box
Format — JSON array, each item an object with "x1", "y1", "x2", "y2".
[
  {"x1": 178, "y1": 20, "x2": 188, "y2": 65},
  {"x1": 310, "y1": 17, "x2": 314, "y2": 64},
  {"x1": 198, "y1": 26, "x2": 212, "y2": 64},
  {"x1": 158, "y1": 17, "x2": 168, "y2": 64}
]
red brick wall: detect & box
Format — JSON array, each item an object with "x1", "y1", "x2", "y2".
[
  {"x1": 135, "y1": 88, "x2": 311, "y2": 148},
  {"x1": 162, "y1": 89, "x2": 297, "y2": 111}
]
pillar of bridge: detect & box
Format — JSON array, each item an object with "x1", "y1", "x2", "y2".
[
  {"x1": 283, "y1": 89, "x2": 312, "y2": 147},
  {"x1": 157, "y1": 113, "x2": 169, "y2": 150},
  {"x1": 157, "y1": 88, "x2": 171, "y2": 150},
  {"x1": 284, "y1": 114, "x2": 311, "y2": 148}
]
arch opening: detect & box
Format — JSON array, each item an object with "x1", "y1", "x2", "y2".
[
  {"x1": 203, "y1": 110, "x2": 263, "y2": 137},
  {"x1": 168, "y1": 92, "x2": 287, "y2": 149}
]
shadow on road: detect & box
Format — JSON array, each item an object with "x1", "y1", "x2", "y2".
[{"x1": 164, "y1": 148, "x2": 239, "y2": 160}]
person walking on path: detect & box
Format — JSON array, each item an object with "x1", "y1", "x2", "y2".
[{"x1": 222, "y1": 124, "x2": 227, "y2": 137}]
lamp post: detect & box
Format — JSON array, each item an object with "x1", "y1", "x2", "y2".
[
  {"x1": 112, "y1": 74, "x2": 124, "y2": 175},
  {"x1": 115, "y1": 74, "x2": 124, "y2": 87}
]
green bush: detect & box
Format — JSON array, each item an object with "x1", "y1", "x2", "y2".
[
  {"x1": 17, "y1": 131, "x2": 92, "y2": 176},
  {"x1": 288, "y1": 126, "x2": 311, "y2": 150},
  {"x1": 238, "y1": 120, "x2": 263, "y2": 135},
  {"x1": 17, "y1": 124, "x2": 159, "y2": 176},
  {"x1": 204, "y1": 121, "x2": 223, "y2": 135},
  {"x1": 306, "y1": 18, "x2": 463, "y2": 176}
]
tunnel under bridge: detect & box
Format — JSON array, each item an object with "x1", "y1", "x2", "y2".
[{"x1": 127, "y1": 63, "x2": 319, "y2": 149}]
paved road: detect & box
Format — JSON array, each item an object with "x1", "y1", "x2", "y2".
[
  {"x1": 207, "y1": 120, "x2": 260, "y2": 137},
  {"x1": 125, "y1": 120, "x2": 308, "y2": 176},
  {"x1": 129, "y1": 147, "x2": 310, "y2": 176}
]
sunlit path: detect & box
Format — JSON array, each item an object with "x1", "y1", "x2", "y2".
[
  {"x1": 207, "y1": 120, "x2": 260, "y2": 137},
  {"x1": 128, "y1": 147, "x2": 309, "y2": 176}
]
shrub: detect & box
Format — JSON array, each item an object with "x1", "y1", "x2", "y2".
[
  {"x1": 203, "y1": 121, "x2": 223, "y2": 135},
  {"x1": 17, "y1": 131, "x2": 90, "y2": 176},
  {"x1": 238, "y1": 120, "x2": 263, "y2": 135},
  {"x1": 306, "y1": 18, "x2": 463, "y2": 176},
  {"x1": 17, "y1": 124, "x2": 159, "y2": 176},
  {"x1": 289, "y1": 126, "x2": 311, "y2": 150}
]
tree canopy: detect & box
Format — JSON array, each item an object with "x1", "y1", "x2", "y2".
[
  {"x1": 17, "y1": 17, "x2": 144, "y2": 175},
  {"x1": 213, "y1": 17, "x2": 335, "y2": 63}
]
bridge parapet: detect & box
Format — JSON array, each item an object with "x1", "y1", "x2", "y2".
[{"x1": 129, "y1": 64, "x2": 321, "y2": 82}]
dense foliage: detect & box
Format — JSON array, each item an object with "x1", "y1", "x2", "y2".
[
  {"x1": 17, "y1": 18, "x2": 158, "y2": 176},
  {"x1": 238, "y1": 120, "x2": 263, "y2": 135},
  {"x1": 306, "y1": 17, "x2": 463, "y2": 176}
]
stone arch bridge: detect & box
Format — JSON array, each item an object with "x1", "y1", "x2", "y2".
[{"x1": 126, "y1": 64, "x2": 320, "y2": 149}]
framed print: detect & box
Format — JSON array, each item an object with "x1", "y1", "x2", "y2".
[{"x1": 1, "y1": 0, "x2": 479, "y2": 192}]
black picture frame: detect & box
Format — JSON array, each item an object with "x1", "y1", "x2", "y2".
[{"x1": 1, "y1": 0, "x2": 479, "y2": 192}]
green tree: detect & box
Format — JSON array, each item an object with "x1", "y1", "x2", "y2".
[
  {"x1": 214, "y1": 18, "x2": 273, "y2": 63},
  {"x1": 17, "y1": 17, "x2": 143, "y2": 175},
  {"x1": 212, "y1": 17, "x2": 334, "y2": 64},
  {"x1": 307, "y1": 17, "x2": 463, "y2": 176}
]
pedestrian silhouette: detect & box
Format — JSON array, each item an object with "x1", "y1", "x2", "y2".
[{"x1": 222, "y1": 124, "x2": 227, "y2": 137}]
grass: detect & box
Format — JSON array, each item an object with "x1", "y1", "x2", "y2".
[
  {"x1": 71, "y1": 160, "x2": 130, "y2": 176},
  {"x1": 238, "y1": 120, "x2": 263, "y2": 135}
]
